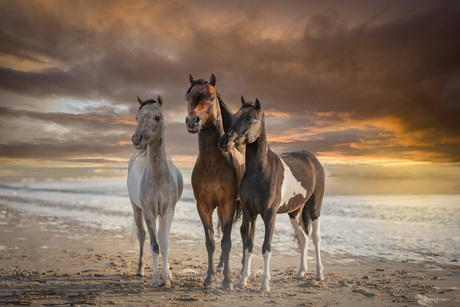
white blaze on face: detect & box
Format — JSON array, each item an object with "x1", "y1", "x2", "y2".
[{"x1": 279, "y1": 158, "x2": 308, "y2": 208}]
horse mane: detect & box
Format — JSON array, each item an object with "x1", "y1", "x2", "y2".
[
  {"x1": 139, "y1": 99, "x2": 157, "y2": 110},
  {"x1": 216, "y1": 91, "x2": 233, "y2": 133},
  {"x1": 128, "y1": 148, "x2": 147, "y2": 171},
  {"x1": 186, "y1": 79, "x2": 208, "y2": 95}
]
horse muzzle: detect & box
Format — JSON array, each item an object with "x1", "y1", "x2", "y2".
[
  {"x1": 131, "y1": 133, "x2": 145, "y2": 149},
  {"x1": 185, "y1": 115, "x2": 201, "y2": 134},
  {"x1": 219, "y1": 134, "x2": 235, "y2": 152}
]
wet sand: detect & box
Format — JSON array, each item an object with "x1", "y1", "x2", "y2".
[{"x1": 1, "y1": 203, "x2": 459, "y2": 306}]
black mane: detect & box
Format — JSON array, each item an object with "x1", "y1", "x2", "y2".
[
  {"x1": 217, "y1": 92, "x2": 233, "y2": 133},
  {"x1": 186, "y1": 79, "x2": 208, "y2": 95},
  {"x1": 139, "y1": 99, "x2": 157, "y2": 110}
]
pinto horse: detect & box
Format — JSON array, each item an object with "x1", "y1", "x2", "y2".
[
  {"x1": 185, "y1": 74, "x2": 244, "y2": 289},
  {"x1": 219, "y1": 97, "x2": 325, "y2": 292},
  {"x1": 127, "y1": 96, "x2": 183, "y2": 287}
]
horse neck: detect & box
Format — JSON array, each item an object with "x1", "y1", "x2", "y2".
[
  {"x1": 146, "y1": 138, "x2": 169, "y2": 176},
  {"x1": 197, "y1": 105, "x2": 225, "y2": 156},
  {"x1": 245, "y1": 124, "x2": 271, "y2": 173}
]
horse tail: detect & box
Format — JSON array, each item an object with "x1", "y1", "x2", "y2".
[
  {"x1": 291, "y1": 206, "x2": 311, "y2": 251},
  {"x1": 233, "y1": 198, "x2": 243, "y2": 226},
  {"x1": 300, "y1": 205, "x2": 311, "y2": 237}
]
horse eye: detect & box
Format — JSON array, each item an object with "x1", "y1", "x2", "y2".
[
  {"x1": 248, "y1": 119, "x2": 254, "y2": 125},
  {"x1": 155, "y1": 116, "x2": 161, "y2": 121},
  {"x1": 210, "y1": 96, "x2": 215, "y2": 102}
]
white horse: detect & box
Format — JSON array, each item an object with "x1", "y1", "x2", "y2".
[{"x1": 127, "y1": 95, "x2": 183, "y2": 287}]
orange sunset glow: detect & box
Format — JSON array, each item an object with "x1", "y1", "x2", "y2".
[{"x1": 0, "y1": 0, "x2": 459, "y2": 194}]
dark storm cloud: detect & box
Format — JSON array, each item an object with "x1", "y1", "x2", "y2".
[
  {"x1": 0, "y1": 0, "x2": 459, "y2": 165},
  {"x1": 0, "y1": 139, "x2": 132, "y2": 160},
  {"x1": 0, "y1": 105, "x2": 197, "y2": 161},
  {"x1": 0, "y1": 105, "x2": 134, "y2": 127}
]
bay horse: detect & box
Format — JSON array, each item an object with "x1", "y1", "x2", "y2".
[
  {"x1": 185, "y1": 74, "x2": 244, "y2": 290},
  {"x1": 219, "y1": 97, "x2": 325, "y2": 292},
  {"x1": 127, "y1": 96, "x2": 183, "y2": 287}
]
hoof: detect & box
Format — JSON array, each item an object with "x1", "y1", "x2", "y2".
[
  {"x1": 135, "y1": 272, "x2": 145, "y2": 277},
  {"x1": 150, "y1": 281, "x2": 160, "y2": 287},
  {"x1": 316, "y1": 276, "x2": 324, "y2": 281},
  {"x1": 222, "y1": 282, "x2": 234, "y2": 291},
  {"x1": 235, "y1": 282, "x2": 246, "y2": 289},
  {"x1": 216, "y1": 266, "x2": 223, "y2": 273},
  {"x1": 260, "y1": 285, "x2": 270, "y2": 292},
  {"x1": 293, "y1": 273, "x2": 306, "y2": 280},
  {"x1": 161, "y1": 281, "x2": 171, "y2": 288},
  {"x1": 203, "y1": 279, "x2": 213, "y2": 288}
]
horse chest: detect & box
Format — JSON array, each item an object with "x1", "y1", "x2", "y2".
[{"x1": 139, "y1": 174, "x2": 177, "y2": 215}]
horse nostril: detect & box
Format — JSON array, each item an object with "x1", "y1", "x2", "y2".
[
  {"x1": 132, "y1": 134, "x2": 142, "y2": 144},
  {"x1": 186, "y1": 116, "x2": 200, "y2": 126}
]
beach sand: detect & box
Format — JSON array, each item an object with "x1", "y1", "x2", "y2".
[{"x1": 1, "y1": 203, "x2": 459, "y2": 307}]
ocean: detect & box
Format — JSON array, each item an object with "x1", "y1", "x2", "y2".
[{"x1": 0, "y1": 176, "x2": 459, "y2": 265}]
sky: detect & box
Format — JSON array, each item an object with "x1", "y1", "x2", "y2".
[{"x1": 0, "y1": 0, "x2": 459, "y2": 194}]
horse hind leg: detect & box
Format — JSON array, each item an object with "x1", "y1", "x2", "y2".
[
  {"x1": 158, "y1": 211, "x2": 174, "y2": 287},
  {"x1": 131, "y1": 201, "x2": 146, "y2": 277},
  {"x1": 311, "y1": 217, "x2": 324, "y2": 280},
  {"x1": 240, "y1": 216, "x2": 247, "y2": 272},
  {"x1": 289, "y1": 209, "x2": 308, "y2": 279}
]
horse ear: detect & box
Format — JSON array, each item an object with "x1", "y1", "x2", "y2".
[
  {"x1": 210, "y1": 74, "x2": 217, "y2": 87},
  {"x1": 137, "y1": 96, "x2": 143, "y2": 105},
  {"x1": 241, "y1": 96, "x2": 246, "y2": 105},
  {"x1": 157, "y1": 95, "x2": 163, "y2": 106},
  {"x1": 189, "y1": 74, "x2": 195, "y2": 83},
  {"x1": 255, "y1": 98, "x2": 261, "y2": 110}
]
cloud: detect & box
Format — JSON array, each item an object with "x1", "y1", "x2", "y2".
[{"x1": 0, "y1": 0, "x2": 459, "y2": 174}]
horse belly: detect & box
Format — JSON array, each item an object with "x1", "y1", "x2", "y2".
[{"x1": 277, "y1": 158, "x2": 308, "y2": 213}]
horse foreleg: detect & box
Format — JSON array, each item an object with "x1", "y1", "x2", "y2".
[
  {"x1": 215, "y1": 207, "x2": 224, "y2": 273},
  {"x1": 221, "y1": 220, "x2": 234, "y2": 290},
  {"x1": 311, "y1": 217, "x2": 324, "y2": 280},
  {"x1": 144, "y1": 214, "x2": 160, "y2": 286},
  {"x1": 289, "y1": 210, "x2": 308, "y2": 279},
  {"x1": 237, "y1": 215, "x2": 256, "y2": 288},
  {"x1": 197, "y1": 205, "x2": 216, "y2": 287},
  {"x1": 158, "y1": 211, "x2": 174, "y2": 287},
  {"x1": 131, "y1": 201, "x2": 146, "y2": 277},
  {"x1": 260, "y1": 211, "x2": 276, "y2": 292}
]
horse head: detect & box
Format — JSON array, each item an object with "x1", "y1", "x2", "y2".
[
  {"x1": 131, "y1": 95, "x2": 164, "y2": 149},
  {"x1": 185, "y1": 74, "x2": 220, "y2": 134},
  {"x1": 219, "y1": 96, "x2": 264, "y2": 152}
]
